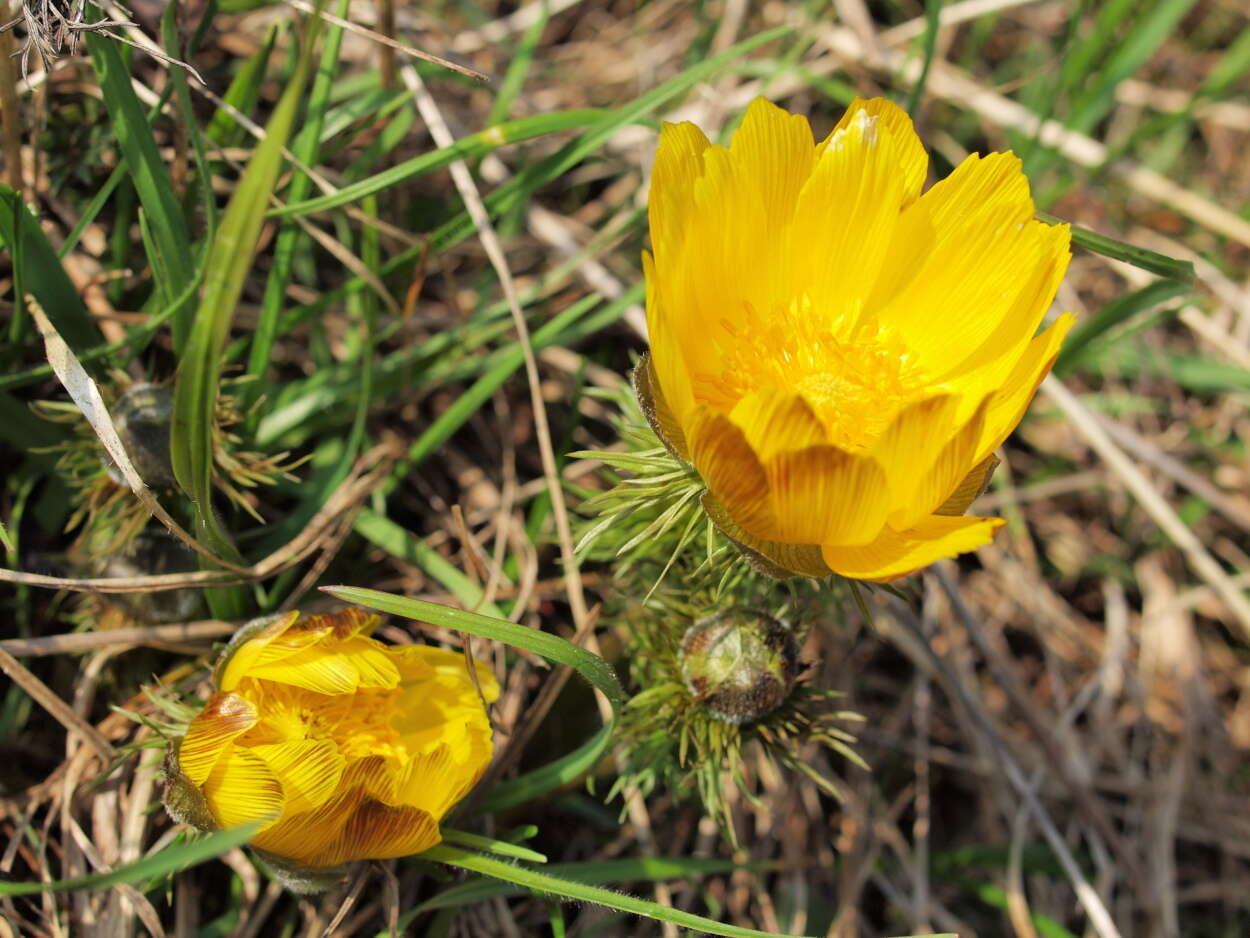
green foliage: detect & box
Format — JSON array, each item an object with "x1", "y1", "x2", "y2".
[{"x1": 573, "y1": 390, "x2": 864, "y2": 836}]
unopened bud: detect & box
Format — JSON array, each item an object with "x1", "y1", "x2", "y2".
[
  {"x1": 678, "y1": 610, "x2": 800, "y2": 724},
  {"x1": 107, "y1": 383, "x2": 176, "y2": 489}
]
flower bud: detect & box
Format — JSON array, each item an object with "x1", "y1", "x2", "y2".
[
  {"x1": 163, "y1": 608, "x2": 497, "y2": 886},
  {"x1": 107, "y1": 383, "x2": 176, "y2": 489},
  {"x1": 678, "y1": 610, "x2": 800, "y2": 724}
]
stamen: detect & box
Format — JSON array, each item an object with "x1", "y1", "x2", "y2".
[{"x1": 693, "y1": 298, "x2": 925, "y2": 452}]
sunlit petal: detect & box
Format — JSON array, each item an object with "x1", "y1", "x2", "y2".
[{"x1": 822, "y1": 515, "x2": 1006, "y2": 581}]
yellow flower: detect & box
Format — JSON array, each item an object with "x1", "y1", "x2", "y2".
[
  {"x1": 165, "y1": 608, "x2": 497, "y2": 872},
  {"x1": 638, "y1": 96, "x2": 1073, "y2": 581}
]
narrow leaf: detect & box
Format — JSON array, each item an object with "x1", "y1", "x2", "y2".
[
  {"x1": 0, "y1": 824, "x2": 260, "y2": 896},
  {"x1": 1041, "y1": 213, "x2": 1196, "y2": 282},
  {"x1": 0, "y1": 187, "x2": 102, "y2": 353},
  {"x1": 423, "y1": 845, "x2": 953, "y2": 938},
  {"x1": 85, "y1": 19, "x2": 196, "y2": 351},
  {"x1": 170, "y1": 10, "x2": 324, "y2": 600}
]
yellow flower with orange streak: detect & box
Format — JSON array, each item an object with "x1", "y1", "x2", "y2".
[
  {"x1": 164, "y1": 609, "x2": 496, "y2": 875},
  {"x1": 638, "y1": 97, "x2": 1073, "y2": 581}
]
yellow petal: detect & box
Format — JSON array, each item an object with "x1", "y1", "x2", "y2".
[
  {"x1": 890, "y1": 398, "x2": 991, "y2": 530},
  {"x1": 820, "y1": 97, "x2": 928, "y2": 205},
  {"x1": 177, "y1": 692, "x2": 258, "y2": 787},
  {"x1": 919, "y1": 150, "x2": 1033, "y2": 231},
  {"x1": 973, "y1": 313, "x2": 1074, "y2": 463},
  {"x1": 727, "y1": 97, "x2": 816, "y2": 233},
  {"x1": 877, "y1": 153, "x2": 1060, "y2": 372},
  {"x1": 949, "y1": 220, "x2": 1070, "y2": 378},
  {"x1": 243, "y1": 636, "x2": 400, "y2": 695},
  {"x1": 872, "y1": 394, "x2": 963, "y2": 500},
  {"x1": 763, "y1": 445, "x2": 890, "y2": 546},
  {"x1": 217, "y1": 611, "x2": 302, "y2": 691},
  {"x1": 686, "y1": 405, "x2": 775, "y2": 539},
  {"x1": 661, "y1": 145, "x2": 779, "y2": 354},
  {"x1": 821, "y1": 515, "x2": 1006, "y2": 581},
  {"x1": 395, "y1": 743, "x2": 485, "y2": 820},
  {"x1": 728, "y1": 388, "x2": 827, "y2": 464},
  {"x1": 648, "y1": 119, "x2": 711, "y2": 264},
  {"x1": 393, "y1": 673, "x2": 496, "y2": 764},
  {"x1": 643, "y1": 250, "x2": 698, "y2": 431},
  {"x1": 789, "y1": 101, "x2": 918, "y2": 321},
  {"x1": 249, "y1": 739, "x2": 345, "y2": 814},
  {"x1": 202, "y1": 748, "x2": 285, "y2": 830},
  {"x1": 252, "y1": 785, "x2": 359, "y2": 865},
  {"x1": 343, "y1": 754, "x2": 401, "y2": 803},
  {"x1": 403, "y1": 645, "x2": 501, "y2": 703}
]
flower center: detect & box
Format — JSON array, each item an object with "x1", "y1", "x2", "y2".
[
  {"x1": 245, "y1": 681, "x2": 403, "y2": 760},
  {"x1": 694, "y1": 300, "x2": 926, "y2": 452}
]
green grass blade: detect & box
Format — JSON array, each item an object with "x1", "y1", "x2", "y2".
[
  {"x1": 485, "y1": 0, "x2": 548, "y2": 127},
  {"x1": 439, "y1": 828, "x2": 547, "y2": 863},
  {"x1": 423, "y1": 845, "x2": 952, "y2": 938},
  {"x1": 268, "y1": 110, "x2": 606, "y2": 219},
  {"x1": 352, "y1": 509, "x2": 506, "y2": 618},
  {"x1": 320, "y1": 588, "x2": 625, "y2": 706},
  {"x1": 977, "y1": 884, "x2": 1079, "y2": 938},
  {"x1": 84, "y1": 19, "x2": 196, "y2": 352},
  {"x1": 0, "y1": 187, "x2": 102, "y2": 354},
  {"x1": 244, "y1": 0, "x2": 350, "y2": 411},
  {"x1": 171, "y1": 12, "x2": 323, "y2": 613},
  {"x1": 904, "y1": 0, "x2": 943, "y2": 115},
  {"x1": 1064, "y1": 0, "x2": 1196, "y2": 138},
  {"x1": 0, "y1": 261, "x2": 200, "y2": 392},
  {"x1": 162, "y1": 0, "x2": 217, "y2": 245},
  {"x1": 1054, "y1": 279, "x2": 1189, "y2": 375},
  {"x1": 416, "y1": 856, "x2": 758, "y2": 911},
  {"x1": 58, "y1": 82, "x2": 176, "y2": 260},
  {"x1": 0, "y1": 824, "x2": 260, "y2": 896},
  {"x1": 1040, "y1": 214, "x2": 1195, "y2": 282},
  {"x1": 1198, "y1": 23, "x2": 1250, "y2": 96},
  {"x1": 207, "y1": 24, "x2": 279, "y2": 147},
  {"x1": 477, "y1": 722, "x2": 614, "y2": 814},
  {"x1": 282, "y1": 24, "x2": 783, "y2": 227},
  {"x1": 403, "y1": 292, "x2": 603, "y2": 464}
]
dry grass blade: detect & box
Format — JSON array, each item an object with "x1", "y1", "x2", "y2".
[
  {"x1": 285, "y1": 0, "x2": 487, "y2": 81},
  {"x1": 0, "y1": 442, "x2": 395, "y2": 593},
  {"x1": 400, "y1": 65, "x2": 590, "y2": 632},
  {"x1": 0, "y1": 648, "x2": 115, "y2": 761},
  {"x1": 1041, "y1": 375, "x2": 1250, "y2": 637},
  {"x1": 880, "y1": 595, "x2": 1124, "y2": 938},
  {"x1": 0, "y1": 621, "x2": 236, "y2": 656}
]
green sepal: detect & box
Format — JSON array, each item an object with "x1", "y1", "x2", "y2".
[
  {"x1": 251, "y1": 848, "x2": 352, "y2": 895},
  {"x1": 161, "y1": 742, "x2": 219, "y2": 834}
]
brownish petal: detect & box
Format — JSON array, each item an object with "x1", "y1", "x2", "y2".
[
  {"x1": 687, "y1": 404, "x2": 775, "y2": 539},
  {"x1": 632, "y1": 351, "x2": 690, "y2": 461},
  {"x1": 936, "y1": 454, "x2": 1000, "y2": 517},
  {"x1": 702, "y1": 492, "x2": 831, "y2": 579},
  {"x1": 310, "y1": 802, "x2": 440, "y2": 867},
  {"x1": 177, "y1": 692, "x2": 259, "y2": 787}
]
